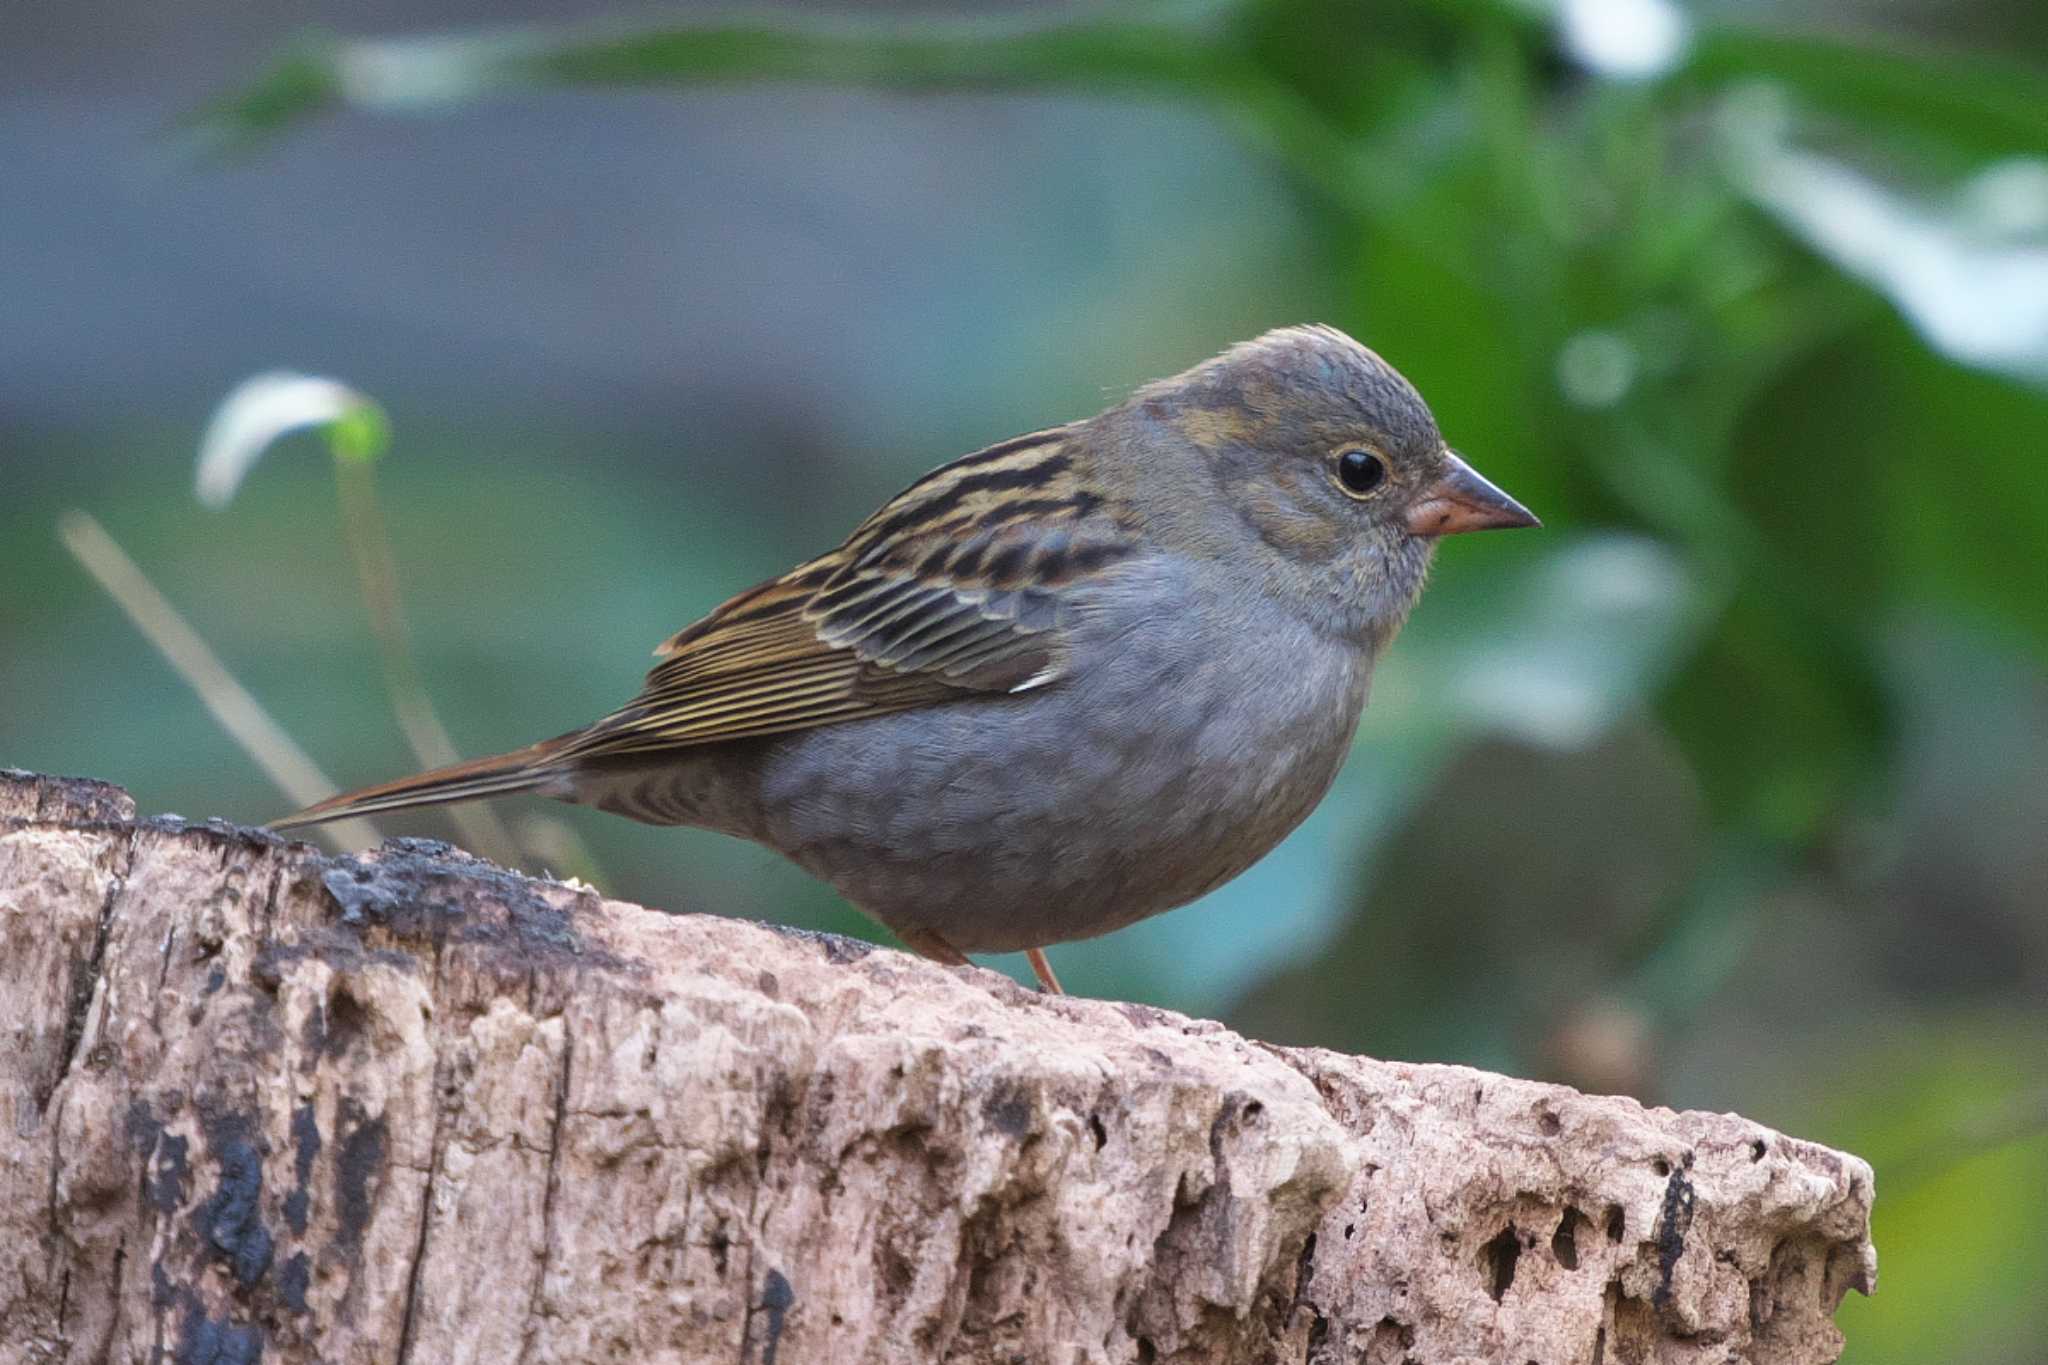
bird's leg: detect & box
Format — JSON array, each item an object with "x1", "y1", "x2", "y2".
[
  {"x1": 1025, "y1": 948, "x2": 1064, "y2": 995},
  {"x1": 896, "y1": 926, "x2": 1062, "y2": 996},
  {"x1": 896, "y1": 926, "x2": 969, "y2": 968}
]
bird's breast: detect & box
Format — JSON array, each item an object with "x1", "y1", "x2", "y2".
[{"x1": 744, "y1": 576, "x2": 1375, "y2": 953}]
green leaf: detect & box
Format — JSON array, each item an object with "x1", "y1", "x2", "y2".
[
  {"x1": 183, "y1": 46, "x2": 342, "y2": 156},
  {"x1": 1690, "y1": 25, "x2": 2048, "y2": 157},
  {"x1": 1799, "y1": 1019, "x2": 2048, "y2": 1365}
]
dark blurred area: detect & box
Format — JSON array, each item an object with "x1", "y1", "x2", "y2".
[{"x1": 4, "y1": 1, "x2": 2045, "y2": 1356}]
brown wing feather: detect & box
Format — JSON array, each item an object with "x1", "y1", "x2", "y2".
[{"x1": 558, "y1": 428, "x2": 1135, "y2": 761}]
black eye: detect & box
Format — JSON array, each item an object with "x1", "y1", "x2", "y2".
[{"x1": 1335, "y1": 449, "x2": 1387, "y2": 497}]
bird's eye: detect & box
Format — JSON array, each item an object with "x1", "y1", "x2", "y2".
[{"x1": 1334, "y1": 449, "x2": 1388, "y2": 498}]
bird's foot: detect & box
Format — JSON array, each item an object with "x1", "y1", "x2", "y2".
[{"x1": 896, "y1": 926, "x2": 1062, "y2": 995}]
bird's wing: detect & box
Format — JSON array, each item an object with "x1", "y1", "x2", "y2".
[{"x1": 558, "y1": 429, "x2": 1136, "y2": 760}]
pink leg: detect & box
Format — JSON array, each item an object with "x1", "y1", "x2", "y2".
[{"x1": 1025, "y1": 948, "x2": 1064, "y2": 995}]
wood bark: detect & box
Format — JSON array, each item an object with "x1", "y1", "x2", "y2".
[{"x1": 0, "y1": 770, "x2": 1874, "y2": 1364}]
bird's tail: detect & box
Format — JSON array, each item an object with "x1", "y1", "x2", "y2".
[{"x1": 271, "y1": 736, "x2": 576, "y2": 831}]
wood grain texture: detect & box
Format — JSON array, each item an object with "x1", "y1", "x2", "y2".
[{"x1": 0, "y1": 770, "x2": 1874, "y2": 1364}]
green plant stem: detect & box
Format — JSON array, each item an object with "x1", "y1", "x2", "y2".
[
  {"x1": 1882, "y1": 1087, "x2": 2048, "y2": 1194},
  {"x1": 332, "y1": 457, "x2": 526, "y2": 869},
  {"x1": 191, "y1": 2, "x2": 1236, "y2": 147}
]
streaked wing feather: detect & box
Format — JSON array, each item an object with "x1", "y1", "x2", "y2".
[{"x1": 559, "y1": 429, "x2": 1134, "y2": 759}]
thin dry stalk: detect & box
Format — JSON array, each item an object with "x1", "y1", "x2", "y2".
[
  {"x1": 56, "y1": 510, "x2": 383, "y2": 853},
  {"x1": 331, "y1": 459, "x2": 524, "y2": 867}
]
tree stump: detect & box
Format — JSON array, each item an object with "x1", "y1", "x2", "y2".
[{"x1": 0, "y1": 770, "x2": 1873, "y2": 1363}]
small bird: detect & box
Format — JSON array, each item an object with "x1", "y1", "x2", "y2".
[{"x1": 278, "y1": 326, "x2": 1536, "y2": 993}]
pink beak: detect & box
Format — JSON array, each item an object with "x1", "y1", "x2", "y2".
[{"x1": 1405, "y1": 452, "x2": 1540, "y2": 537}]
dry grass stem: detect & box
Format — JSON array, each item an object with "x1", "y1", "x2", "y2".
[
  {"x1": 57, "y1": 509, "x2": 383, "y2": 852},
  {"x1": 332, "y1": 459, "x2": 525, "y2": 867}
]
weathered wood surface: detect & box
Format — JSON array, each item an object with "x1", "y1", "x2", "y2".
[{"x1": 0, "y1": 770, "x2": 1873, "y2": 1364}]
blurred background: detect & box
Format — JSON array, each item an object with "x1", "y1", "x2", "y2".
[{"x1": 4, "y1": 0, "x2": 2046, "y2": 1355}]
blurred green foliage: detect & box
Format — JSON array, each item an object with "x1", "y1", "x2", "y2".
[{"x1": 9, "y1": 0, "x2": 2048, "y2": 1356}]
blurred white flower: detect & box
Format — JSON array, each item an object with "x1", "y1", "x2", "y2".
[
  {"x1": 1557, "y1": 0, "x2": 1691, "y2": 81},
  {"x1": 1726, "y1": 89, "x2": 2048, "y2": 386},
  {"x1": 1961, "y1": 159, "x2": 2048, "y2": 237},
  {"x1": 1454, "y1": 536, "x2": 1696, "y2": 749},
  {"x1": 338, "y1": 38, "x2": 498, "y2": 110},
  {"x1": 195, "y1": 372, "x2": 374, "y2": 508}
]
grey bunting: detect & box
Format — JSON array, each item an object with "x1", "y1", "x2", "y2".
[{"x1": 277, "y1": 325, "x2": 1538, "y2": 993}]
